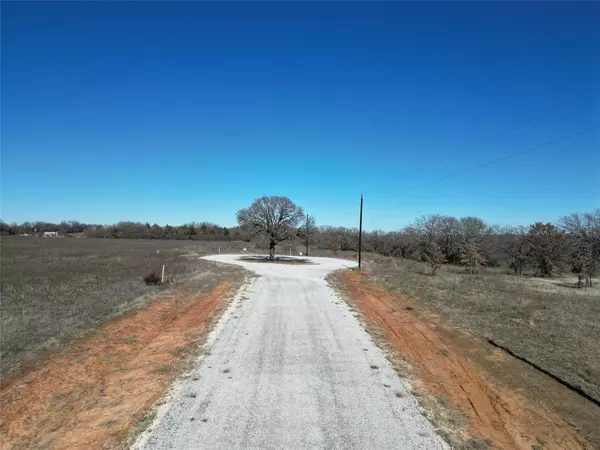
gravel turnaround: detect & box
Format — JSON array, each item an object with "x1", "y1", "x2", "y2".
[{"x1": 137, "y1": 255, "x2": 448, "y2": 450}]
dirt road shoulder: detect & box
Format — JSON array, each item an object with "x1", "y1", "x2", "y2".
[
  {"x1": 0, "y1": 271, "x2": 246, "y2": 450},
  {"x1": 329, "y1": 270, "x2": 596, "y2": 450}
]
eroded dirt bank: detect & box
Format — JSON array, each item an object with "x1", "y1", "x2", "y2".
[
  {"x1": 333, "y1": 270, "x2": 594, "y2": 450},
  {"x1": 0, "y1": 280, "x2": 242, "y2": 449}
]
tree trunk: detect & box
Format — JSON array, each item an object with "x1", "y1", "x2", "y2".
[{"x1": 269, "y1": 240, "x2": 276, "y2": 260}]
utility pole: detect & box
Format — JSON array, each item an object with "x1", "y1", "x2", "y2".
[
  {"x1": 305, "y1": 213, "x2": 309, "y2": 256},
  {"x1": 358, "y1": 194, "x2": 363, "y2": 269}
]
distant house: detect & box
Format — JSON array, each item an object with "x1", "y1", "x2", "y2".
[{"x1": 43, "y1": 231, "x2": 59, "y2": 237}]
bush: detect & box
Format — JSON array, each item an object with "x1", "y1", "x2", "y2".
[{"x1": 143, "y1": 272, "x2": 161, "y2": 285}]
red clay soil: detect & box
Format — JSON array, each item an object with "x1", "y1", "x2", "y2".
[
  {"x1": 337, "y1": 271, "x2": 592, "y2": 450},
  {"x1": 0, "y1": 282, "x2": 234, "y2": 450}
]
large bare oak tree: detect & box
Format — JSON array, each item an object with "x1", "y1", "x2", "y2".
[{"x1": 237, "y1": 196, "x2": 305, "y2": 259}]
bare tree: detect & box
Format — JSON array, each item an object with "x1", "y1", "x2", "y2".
[
  {"x1": 236, "y1": 196, "x2": 305, "y2": 259},
  {"x1": 316, "y1": 226, "x2": 359, "y2": 252},
  {"x1": 560, "y1": 210, "x2": 600, "y2": 287},
  {"x1": 527, "y1": 222, "x2": 566, "y2": 277},
  {"x1": 500, "y1": 225, "x2": 530, "y2": 276},
  {"x1": 456, "y1": 217, "x2": 488, "y2": 272},
  {"x1": 398, "y1": 226, "x2": 421, "y2": 258},
  {"x1": 414, "y1": 214, "x2": 444, "y2": 243},
  {"x1": 438, "y1": 216, "x2": 461, "y2": 264},
  {"x1": 459, "y1": 217, "x2": 487, "y2": 244}
]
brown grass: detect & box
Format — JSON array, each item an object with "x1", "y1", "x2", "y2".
[
  {"x1": 0, "y1": 236, "x2": 247, "y2": 378},
  {"x1": 0, "y1": 278, "x2": 244, "y2": 449},
  {"x1": 331, "y1": 270, "x2": 596, "y2": 450},
  {"x1": 354, "y1": 258, "x2": 600, "y2": 448},
  {"x1": 365, "y1": 257, "x2": 600, "y2": 404}
]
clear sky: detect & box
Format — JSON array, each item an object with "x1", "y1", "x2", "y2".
[{"x1": 1, "y1": 1, "x2": 599, "y2": 230}]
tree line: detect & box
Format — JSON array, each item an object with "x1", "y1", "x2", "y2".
[
  {"x1": 2, "y1": 207, "x2": 598, "y2": 286},
  {"x1": 309, "y1": 211, "x2": 599, "y2": 286},
  {"x1": 0, "y1": 220, "x2": 240, "y2": 241},
  {"x1": 233, "y1": 197, "x2": 598, "y2": 286}
]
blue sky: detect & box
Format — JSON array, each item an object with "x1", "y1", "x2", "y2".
[{"x1": 1, "y1": 1, "x2": 599, "y2": 230}]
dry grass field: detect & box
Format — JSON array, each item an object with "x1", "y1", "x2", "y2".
[
  {"x1": 0, "y1": 236, "x2": 252, "y2": 378},
  {"x1": 355, "y1": 256, "x2": 600, "y2": 447},
  {"x1": 365, "y1": 257, "x2": 600, "y2": 403},
  {"x1": 2, "y1": 235, "x2": 598, "y2": 447}
]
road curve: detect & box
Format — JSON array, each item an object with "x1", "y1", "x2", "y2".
[{"x1": 136, "y1": 255, "x2": 448, "y2": 450}]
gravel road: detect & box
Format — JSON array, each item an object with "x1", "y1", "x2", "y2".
[{"x1": 136, "y1": 255, "x2": 448, "y2": 450}]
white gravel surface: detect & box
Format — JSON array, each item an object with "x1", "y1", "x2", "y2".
[{"x1": 136, "y1": 254, "x2": 448, "y2": 450}]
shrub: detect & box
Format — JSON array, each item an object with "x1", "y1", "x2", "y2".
[
  {"x1": 422, "y1": 241, "x2": 445, "y2": 275},
  {"x1": 460, "y1": 241, "x2": 487, "y2": 274},
  {"x1": 143, "y1": 272, "x2": 161, "y2": 285}
]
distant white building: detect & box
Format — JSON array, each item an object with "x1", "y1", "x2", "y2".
[{"x1": 43, "y1": 231, "x2": 59, "y2": 237}]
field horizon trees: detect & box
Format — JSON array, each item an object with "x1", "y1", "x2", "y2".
[{"x1": 2, "y1": 208, "x2": 599, "y2": 286}]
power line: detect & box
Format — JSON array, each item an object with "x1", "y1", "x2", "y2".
[
  {"x1": 412, "y1": 125, "x2": 599, "y2": 190},
  {"x1": 367, "y1": 126, "x2": 597, "y2": 228},
  {"x1": 369, "y1": 214, "x2": 378, "y2": 231},
  {"x1": 412, "y1": 112, "x2": 546, "y2": 175},
  {"x1": 373, "y1": 100, "x2": 569, "y2": 197}
]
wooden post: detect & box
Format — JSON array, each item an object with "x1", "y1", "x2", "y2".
[
  {"x1": 358, "y1": 194, "x2": 363, "y2": 269},
  {"x1": 161, "y1": 264, "x2": 165, "y2": 284},
  {"x1": 305, "y1": 213, "x2": 309, "y2": 256}
]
